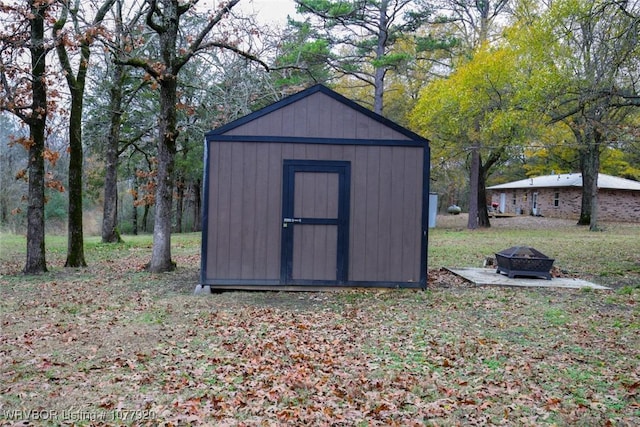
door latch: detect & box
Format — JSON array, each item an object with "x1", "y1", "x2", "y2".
[{"x1": 283, "y1": 218, "x2": 302, "y2": 228}]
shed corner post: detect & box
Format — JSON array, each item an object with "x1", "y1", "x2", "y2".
[
  {"x1": 199, "y1": 136, "x2": 212, "y2": 293},
  {"x1": 420, "y1": 142, "x2": 431, "y2": 290}
]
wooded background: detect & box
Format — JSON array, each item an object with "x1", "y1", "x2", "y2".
[{"x1": 1, "y1": 0, "x2": 639, "y2": 274}]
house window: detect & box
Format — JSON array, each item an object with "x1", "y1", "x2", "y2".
[
  {"x1": 512, "y1": 191, "x2": 517, "y2": 205},
  {"x1": 554, "y1": 191, "x2": 560, "y2": 207}
]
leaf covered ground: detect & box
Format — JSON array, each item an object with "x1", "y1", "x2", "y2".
[{"x1": 1, "y1": 228, "x2": 639, "y2": 426}]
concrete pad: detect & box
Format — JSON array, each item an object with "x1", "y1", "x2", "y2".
[{"x1": 446, "y1": 267, "x2": 610, "y2": 290}]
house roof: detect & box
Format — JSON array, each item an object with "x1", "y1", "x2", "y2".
[
  {"x1": 487, "y1": 173, "x2": 640, "y2": 191},
  {"x1": 205, "y1": 84, "x2": 429, "y2": 145}
]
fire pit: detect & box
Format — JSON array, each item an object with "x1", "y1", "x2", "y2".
[{"x1": 495, "y1": 246, "x2": 555, "y2": 280}]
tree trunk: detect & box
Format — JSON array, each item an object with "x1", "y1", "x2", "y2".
[
  {"x1": 24, "y1": 0, "x2": 49, "y2": 274},
  {"x1": 144, "y1": 0, "x2": 185, "y2": 272},
  {"x1": 57, "y1": 0, "x2": 115, "y2": 263},
  {"x1": 589, "y1": 170, "x2": 600, "y2": 231},
  {"x1": 467, "y1": 146, "x2": 480, "y2": 229},
  {"x1": 373, "y1": 0, "x2": 388, "y2": 115},
  {"x1": 477, "y1": 147, "x2": 505, "y2": 228},
  {"x1": 577, "y1": 164, "x2": 592, "y2": 226},
  {"x1": 175, "y1": 176, "x2": 184, "y2": 233},
  {"x1": 25, "y1": 133, "x2": 47, "y2": 274},
  {"x1": 584, "y1": 127, "x2": 603, "y2": 231},
  {"x1": 576, "y1": 125, "x2": 601, "y2": 228},
  {"x1": 132, "y1": 179, "x2": 138, "y2": 235},
  {"x1": 142, "y1": 204, "x2": 149, "y2": 233},
  {"x1": 54, "y1": 1, "x2": 95, "y2": 267},
  {"x1": 477, "y1": 167, "x2": 491, "y2": 227},
  {"x1": 65, "y1": 85, "x2": 87, "y2": 267},
  {"x1": 102, "y1": 62, "x2": 124, "y2": 243},
  {"x1": 148, "y1": 75, "x2": 178, "y2": 272},
  {"x1": 192, "y1": 179, "x2": 201, "y2": 232},
  {"x1": 1, "y1": 199, "x2": 7, "y2": 225}
]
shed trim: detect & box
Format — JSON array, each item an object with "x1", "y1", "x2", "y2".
[
  {"x1": 199, "y1": 136, "x2": 211, "y2": 287},
  {"x1": 200, "y1": 278, "x2": 425, "y2": 289},
  {"x1": 420, "y1": 145, "x2": 431, "y2": 288},
  {"x1": 207, "y1": 135, "x2": 424, "y2": 147},
  {"x1": 280, "y1": 160, "x2": 351, "y2": 285}
]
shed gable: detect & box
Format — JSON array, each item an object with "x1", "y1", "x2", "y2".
[{"x1": 208, "y1": 85, "x2": 422, "y2": 143}]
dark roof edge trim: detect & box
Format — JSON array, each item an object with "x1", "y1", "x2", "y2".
[
  {"x1": 205, "y1": 135, "x2": 425, "y2": 147},
  {"x1": 207, "y1": 84, "x2": 429, "y2": 143}
]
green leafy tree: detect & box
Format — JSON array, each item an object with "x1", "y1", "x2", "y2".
[
  {"x1": 293, "y1": 0, "x2": 439, "y2": 114},
  {"x1": 272, "y1": 19, "x2": 331, "y2": 91},
  {"x1": 410, "y1": 0, "x2": 513, "y2": 228},
  {"x1": 512, "y1": 0, "x2": 640, "y2": 230},
  {"x1": 515, "y1": 121, "x2": 579, "y2": 178},
  {"x1": 411, "y1": 45, "x2": 535, "y2": 227},
  {"x1": 523, "y1": 123, "x2": 640, "y2": 181}
]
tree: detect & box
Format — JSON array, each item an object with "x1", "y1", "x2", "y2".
[
  {"x1": 101, "y1": 54, "x2": 125, "y2": 243},
  {"x1": 438, "y1": 0, "x2": 511, "y2": 52},
  {"x1": 0, "y1": 115, "x2": 28, "y2": 232},
  {"x1": 271, "y1": 19, "x2": 332, "y2": 91},
  {"x1": 85, "y1": 54, "x2": 158, "y2": 238},
  {"x1": 421, "y1": 0, "x2": 513, "y2": 228},
  {"x1": 117, "y1": 0, "x2": 268, "y2": 272},
  {"x1": 0, "y1": 0, "x2": 54, "y2": 273},
  {"x1": 53, "y1": 0, "x2": 116, "y2": 266},
  {"x1": 97, "y1": 0, "x2": 147, "y2": 243},
  {"x1": 510, "y1": 119, "x2": 575, "y2": 178},
  {"x1": 513, "y1": 0, "x2": 640, "y2": 230},
  {"x1": 172, "y1": 48, "x2": 281, "y2": 232},
  {"x1": 411, "y1": 45, "x2": 534, "y2": 227},
  {"x1": 293, "y1": 0, "x2": 438, "y2": 114},
  {"x1": 85, "y1": 62, "x2": 157, "y2": 239}
]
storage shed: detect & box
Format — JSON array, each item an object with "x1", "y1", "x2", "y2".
[{"x1": 198, "y1": 85, "x2": 430, "y2": 291}]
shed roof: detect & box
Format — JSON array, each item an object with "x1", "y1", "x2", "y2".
[
  {"x1": 487, "y1": 173, "x2": 640, "y2": 191},
  {"x1": 206, "y1": 84, "x2": 428, "y2": 145}
]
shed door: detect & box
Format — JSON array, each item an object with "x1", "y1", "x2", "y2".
[{"x1": 281, "y1": 160, "x2": 350, "y2": 284}]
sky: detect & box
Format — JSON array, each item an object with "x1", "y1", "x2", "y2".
[{"x1": 241, "y1": 0, "x2": 299, "y2": 25}]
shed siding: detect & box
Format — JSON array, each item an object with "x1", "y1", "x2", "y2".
[
  {"x1": 205, "y1": 141, "x2": 424, "y2": 283},
  {"x1": 224, "y1": 92, "x2": 413, "y2": 141}
]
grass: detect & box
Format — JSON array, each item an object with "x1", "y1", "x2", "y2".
[
  {"x1": 430, "y1": 214, "x2": 640, "y2": 285},
  {"x1": 1, "y1": 217, "x2": 639, "y2": 425}
]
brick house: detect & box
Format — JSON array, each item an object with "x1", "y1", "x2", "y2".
[{"x1": 487, "y1": 173, "x2": 640, "y2": 222}]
